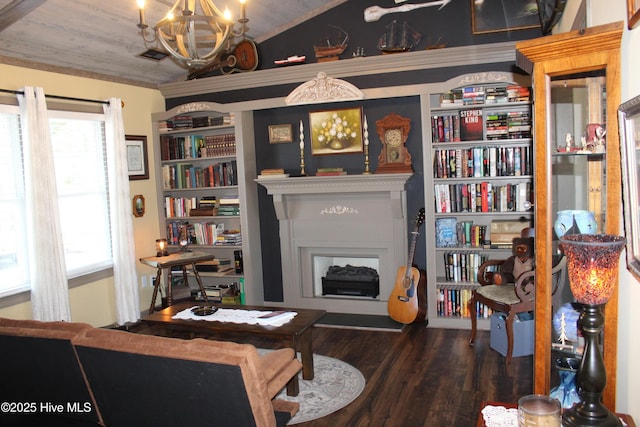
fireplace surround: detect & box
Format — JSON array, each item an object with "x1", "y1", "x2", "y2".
[{"x1": 257, "y1": 174, "x2": 412, "y2": 315}]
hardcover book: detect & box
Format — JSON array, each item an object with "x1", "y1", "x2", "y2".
[
  {"x1": 435, "y1": 217, "x2": 458, "y2": 248},
  {"x1": 459, "y1": 108, "x2": 483, "y2": 141}
]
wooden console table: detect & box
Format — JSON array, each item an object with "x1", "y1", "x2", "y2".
[{"x1": 140, "y1": 251, "x2": 214, "y2": 313}]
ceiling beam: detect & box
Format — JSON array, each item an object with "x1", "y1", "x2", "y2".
[{"x1": 0, "y1": 0, "x2": 47, "y2": 32}]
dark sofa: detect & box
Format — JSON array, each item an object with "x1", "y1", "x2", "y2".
[{"x1": 0, "y1": 318, "x2": 301, "y2": 427}]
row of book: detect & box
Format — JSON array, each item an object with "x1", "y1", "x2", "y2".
[
  {"x1": 486, "y1": 111, "x2": 531, "y2": 140},
  {"x1": 438, "y1": 85, "x2": 530, "y2": 107},
  {"x1": 158, "y1": 113, "x2": 234, "y2": 131},
  {"x1": 436, "y1": 217, "x2": 488, "y2": 248},
  {"x1": 164, "y1": 196, "x2": 230, "y2": 218},
  {"x1": 434, "y1": 181, "x2": 532, "y2": 214},
  {"x1": 431, "y1": 110, "x2": 531, "y2": 143},
  {"x1": 433, "y1": 145, "x2": 532, "y2": 179},
  {"x1": 167, "y1": 221, "x2": 242, "y2": 247},
  {"x1": 160, "y1": 133, "x2": 236, "y2": 160},
  {"x1": 442, "y1": 251, "x2": 490, "y2": 282},
  {"x1": 165, "y1": 196, "x2": 197, "y2": 218},
  {"x1": 216, "y1": 230, "x2": 242, "y2": 246},
  {"x1": 167, "y1": 221, "x2": 223, "y2": 246},
  {"x1": 436, "y1": 287, "x2": 494, "y2": 319},
  {"x1": 162, "y1": 161, "x2": 237, "y2": 190},
  {"x1": 198, "y1": 283, "x2": 241, "y2": 304},
  {"x1": 218, "y1": 195, "x2": 240, "y2": 216}
]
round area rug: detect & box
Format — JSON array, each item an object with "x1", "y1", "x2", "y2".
[{"x1": 261, "y1": 351, "x2": 365, "y2": 424}]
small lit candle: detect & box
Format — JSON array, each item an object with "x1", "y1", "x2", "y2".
[
  {"x1": 364, "y1": 115, "x2": 369, "y2": 146},
  {"x1": 156, "y1": 238, "x2": 168, "y2": 257},
  {"x1": 136, "y1": 0, "x2": 147, "y2": 28},
  {"x1": 299, "y1": 120, "x2": 304, "y2": 150}
]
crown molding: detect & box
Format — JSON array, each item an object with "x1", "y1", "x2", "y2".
[{"x1": 159, "y1": 41, "x2": 518, "y2": 100}]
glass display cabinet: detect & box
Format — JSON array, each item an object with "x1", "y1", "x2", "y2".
[{"x1": 516, "y1": 21, "x2": 623, "y2": 409}]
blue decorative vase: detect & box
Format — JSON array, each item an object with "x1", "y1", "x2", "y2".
[
  {"x1": 550, "y1": 357, "x2": 580, "y2": 409},
  {"x1": 554, "y1": 210, "x2": 597, "y2": 238}
]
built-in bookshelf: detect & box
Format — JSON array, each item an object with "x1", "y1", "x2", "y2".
[
  {"x1": 423, "y1": 73, "x2": 534, "y2": 330},
  {"x1": 151, "y1": 102, "x2": 263, "y2": 305}
]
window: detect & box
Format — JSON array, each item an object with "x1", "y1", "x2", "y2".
[
  {"x1": 0, "y1": 105, "x2": 29, "y2": 297},
  {"x1": 49, "y1": 111, "x2": 112, "y2": 277},
  {"x1": 0, "y1": 106, "x2": 112, "y2": 297}
]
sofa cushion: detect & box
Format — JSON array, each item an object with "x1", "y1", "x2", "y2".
[
  {"x1": 0, "y1": 321, "x2": 102, "y2": 426},
  {"x1": 0, "y1": 317, "x2": 93, "y2": 333},
  {"x1": 74, "y1": 328, "x2": 282, "y2": 427}
]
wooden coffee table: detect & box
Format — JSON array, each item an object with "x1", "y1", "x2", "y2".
[{"x1": 141, "y1": 301, "x2": 326, "y2": 395}]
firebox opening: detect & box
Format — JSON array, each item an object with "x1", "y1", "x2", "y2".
[{"x1": 313, "y1": 256, "x2": 380, "y2": 298}]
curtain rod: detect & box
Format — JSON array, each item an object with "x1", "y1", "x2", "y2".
[{"x1": 0, "y1": 89, "x2": 109, "y2": 105}]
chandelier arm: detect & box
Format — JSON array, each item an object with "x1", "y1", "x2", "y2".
[
  {"x1": 185, "y1": 18, "x2": 200, "y2": 60},
  {"x1": 156, "y1": 33, "x2": 191, "y2": 63},
  {"x1": 140, "y1": 28, "x2": 157, "y2": 45}
]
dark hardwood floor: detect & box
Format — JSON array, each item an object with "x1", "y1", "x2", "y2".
[
  {"x1": 131, "y1": 320, "x2": 532, "y2": 426},
  {"x1": 296, "y1": 324, "x2": 533, "y2": 427}
]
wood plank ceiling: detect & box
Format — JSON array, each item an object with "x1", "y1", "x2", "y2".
[{"x1": 0, "y1": 0, "x2": 343, "y2": 88}]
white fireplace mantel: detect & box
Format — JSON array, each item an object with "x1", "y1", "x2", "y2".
[
  {"x1": 257, "y1": 173, "x2": 412, "y2": 314},
  {"x1": 257, "y1": 173, "x2": 412, "y2": 220}
]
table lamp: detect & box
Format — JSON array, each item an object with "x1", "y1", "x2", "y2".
[
  {"x1": 156, "y1": 238, "x2": 168, "y2": 257},
  {"x1": 559, "y1": 234, "x2": 625, "y2": 427}
]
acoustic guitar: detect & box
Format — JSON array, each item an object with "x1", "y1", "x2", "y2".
[
  {"x1": 388, "y1": 208, "x2": 427, "y2": 324},
  {"x1": 220, "y1": 38, "x2": 259, "y2": 74},
  {"x1": 188, "y1": 39, "x2": 258, "y2": 79}
]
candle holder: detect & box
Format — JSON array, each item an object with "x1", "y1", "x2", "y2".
[
  {"x1": 559, "y1": 234, "x2": 625, "y2": 427},
  {"x1": 300, "y1": 146, "x2": 306, "y2": 176},
  {"x1": 363, "y1": 116, "x2": 371, "y2": 174},
  {"x1": 299, "y1": 120, "x2": 306, "y2": 176},
  {"x1": 363, "y1": 144, "x2": 371, "y2": 174}
]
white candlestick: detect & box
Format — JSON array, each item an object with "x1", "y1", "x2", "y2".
[
  {"x1": 299, "y1": 120, "x2": 304, "y2": 149},
  {"x1": 364, "y1": 115, "x2": 369, "y2": 146}
]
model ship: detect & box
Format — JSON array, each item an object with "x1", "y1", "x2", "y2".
[
  {"x1": 377, "y1": 20, "x2": 421, "y2": 53},
  {"x1": 274, "y1": 55, "x2": 306, "y2": 66},
  {"x1": 314, "y1": 25, "x2": 349, "y2": 62}
]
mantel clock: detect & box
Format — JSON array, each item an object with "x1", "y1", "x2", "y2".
[{"x1": 375, "y1": 113, "x2": 413, "y2": 174}]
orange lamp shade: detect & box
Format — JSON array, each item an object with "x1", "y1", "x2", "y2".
[{"x1": 560, "y1": 234, "x2": 625, "y2": 305}]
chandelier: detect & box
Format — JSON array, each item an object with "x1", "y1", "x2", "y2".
[{"x1": 136, "y1": 0, "x2": 248, "y2": 69}]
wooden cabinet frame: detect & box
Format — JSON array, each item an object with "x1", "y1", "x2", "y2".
[{"x1": 516, "y1": 21, "x2": 623, "y2": 410}]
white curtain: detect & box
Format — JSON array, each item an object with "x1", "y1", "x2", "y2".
[
  {"x1": 104, "y1": 98, "x2": 140, "y2": 324},
  {"x1": 18, "y1": 87, "x2": 71, "y2": 321}
]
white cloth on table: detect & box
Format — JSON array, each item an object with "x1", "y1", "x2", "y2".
[
  {"x1": 481, "y1": 405, "x2": 518, "y2": 427},
  {"x1": 172, "y1": 306, "x2": 297, "y2": 327}
]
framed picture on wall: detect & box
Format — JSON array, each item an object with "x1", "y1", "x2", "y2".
[
  {"x1": 126, "y1": 135, "x2": 149, "y2": 180},
  {"x1": 268, "y1": 124, "x2": 293, "y2": 143},
  {"x1": 619, "y1": 94, "x2": 640, "y2": 281},
  {"x1": 309, "y1": 107, "x2": 364, "y2": 155},
  {"x1": 471, "y1": 0, "x2": 541, "y2": 34}
]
